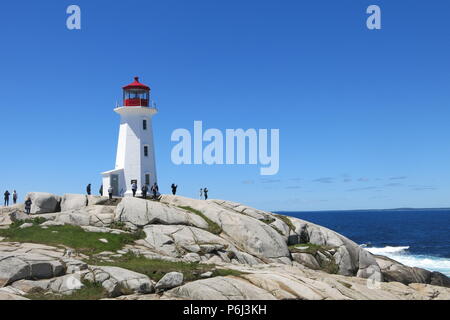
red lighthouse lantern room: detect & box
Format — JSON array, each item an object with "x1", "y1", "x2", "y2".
[{"x1": 123, "y1": 76, "x2": 150, "y2": 107}]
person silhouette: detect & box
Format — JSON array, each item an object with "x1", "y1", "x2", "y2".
[
  {"x1": 12, "y1": 190, "x2": 18, "y2": 205},
  {"x1": 171, "y1": 183, "x2": 178, "y2": 195},
  {"x1": 4, "y1": 190, "x2": 10, "y2": 206}
]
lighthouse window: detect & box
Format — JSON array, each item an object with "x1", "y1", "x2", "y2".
[
  {"x1": 144, "y1": 146, "x2": 149, "y2": 157},
  {"x1": 143, "y1": 119, "x2": 147, "y2": 130},
  {"x1": 145, "y1": 174, "x2": 150, "y2": 185}
]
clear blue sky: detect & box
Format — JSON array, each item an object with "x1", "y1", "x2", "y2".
[{"x1": 0, "y1": 1, "x2": 449, "y2": 211}]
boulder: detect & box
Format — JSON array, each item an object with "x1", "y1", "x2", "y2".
[
  {"x1": 25, "y1": 192, "x2": 61, "y2": 214},
  {"x1": 160, "y1": 195, "x2": 290, "y2": 261},
  {"x1": 11, "y1": 273, "x2": 87, "y2": 295},
  {"x1": 141, "y1": 225, "x2": 231, "y2": 259},
  {"x1": 8, "y1": 210, "x2": 29, "y2": 223},
  {"x1": 56, "y1": 212, "x2": 90, "y2": 226},
  {"x1": 60, "y1": 194, "x2": 88, "y2": 212},
  {"x1": 0, "y1": 205, "x2": 25, "y2": 226},
  {"x1": 291, "y1": 253, "x2": 321, "y2": 270},
  {"x1": 114, "y1": 197, "x2": 208, "y2": 230},
  {"x1": 19, "y1": 223, "x2": 33, "y2": 229},
  {"x1": 0, "y1": 253, "x2": 65, "y2": 287},
  {"x1": 155, "y1": 272, "x2": 183, "y2": 291},
  {"x1": 83, "y1": 266, "x2": 154, "y2": 297},
  {"x1": 87, "y1": 196, "x2": 110, "y2": 206},
  {"x1": 0, "y1": 291, "x2": 29, "y2": 300},
  {"x1": 375, "y1": 255, "x2": 450, "y2": 288},
  {"x1": 166, "y1": 276, "x2": 276, "y2": 300},
  {"x1": 287, "y1": 216, "x2": 382, "y2": 280}
]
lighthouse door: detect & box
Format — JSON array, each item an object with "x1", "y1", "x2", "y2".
[{"x1": 110, "y1": 174, "x2": 119, "y2": 196}]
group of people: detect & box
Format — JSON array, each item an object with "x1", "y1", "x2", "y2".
[
  {"x1": 3, "y1": 190, "x2": 18, "y2": 206},
  {"x1": 199, "y1": 187, "x2": 209, "y2": 200},
  {"x1": 3, "y1": 190, "x2": 32, "y2": 214},
  {"x1": 2, "y1": 182, "x2": 210, "y2": 216},
  {"x1": 88, "y1": 182, "x2": 166, "y2": 200},
  {"x1": 130, "y1": 181, "x2": 160, "y2": 199},
  {"x1": 85, "y1": 183, "x2": 209, "y2": 200}
]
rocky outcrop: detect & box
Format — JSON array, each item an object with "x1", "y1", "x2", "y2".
[
  {"x1": 25, "y1": 192, "x2": 61, "y2": 214},
  {"x1": 375, "y1": 255, "x2": 450, "y2": 288},
  {"x1": 0, "y1": 205, "x2": 24, "y2": 226},
  {"x1": 1, "y1": 193, "x2": 449, "y2": 300},
  {"x1": 0, "y1": 251, "x2": 65, "y2": 287},
  {"x1": 60, "y1": 194, "x2": 88, "y2": 212},
  {"x1": 114, "y1": 197, "x2": 208, "y2": 230},
  {"x1": 166, "y1": 276, "x2": 277, "y2": 300},
  {"x1": 136, "y1": 224, "x2": 259, "y2": 265},
  {"x1": 160, "y1": 196, "x2": 291, "y2": 262},
  {"x1": 83, "y1": 266, "x2": 154, "y2": 297},
  {"x1": 155, "y1": 272, "x2": 184, "y2": 291},
  {"x1": 286, "y1": 216, "x2": 382, "y2": 280},
  {"x1": 0, "y1": 291, "x2": 29, "y2": 300},
  {"x1": 165, "y1": 263, "x2": 450, "y2": 300},
  {"x1": 10, "y1": 274, "x2": 86, "y2": 295}
]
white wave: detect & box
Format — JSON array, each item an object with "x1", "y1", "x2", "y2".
[
  {"x1": 364, "y1": 245, "x2": 450, "y2": 276},
  {"x1": 365, "y1": 246, "x2": 410, "y2": 255}
]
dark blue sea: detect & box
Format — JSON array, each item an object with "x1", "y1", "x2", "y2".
[{"x1": 278, "y1": 209, "x2": 450, "y2": 276}]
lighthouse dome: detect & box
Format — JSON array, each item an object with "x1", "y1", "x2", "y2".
[{"x1": 123, "y1": 76, "x2": 150, "y2": 90}]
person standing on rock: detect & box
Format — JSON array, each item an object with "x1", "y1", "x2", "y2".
[
  {"x1": 141, "y1": 184, "x2": 148, "y2": 199},
  {"x1": 99, "y1": 185, "x2": 103, "y2": 196},
  {"x1": 150, "y1": 182, "x2": 159, "y2": 199},
  {"x1": 24, "y1": 197, "x2": 32, "y2": 214},
  {"x1": 12, "y1": 190, "x2": 18, "y2": 205},
  {"x1": 108, "y1": 186, "x2": 113, "y2": 200},
  {"x1": 203, "y1": 187, "x2": 208, "y2": 200},
  {"x1": 4, "y1": 190, "x2": 10, "y2": 206},
  {"x1": 199, "y1": 188, "x2": 203, "y2": 199},
  {"x1": 131, "y1": 182, "x2": 138, "y2": 197},
  {"x1": 171, "y1": 183, "x2": 178, "y2": 195},
  {"x1": 86, "y1": 184, "x2": 91, "y2": 195}
]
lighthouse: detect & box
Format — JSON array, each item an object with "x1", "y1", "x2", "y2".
[{"x1": 101, "y1": 77, "x2": 158, "y2": 197}]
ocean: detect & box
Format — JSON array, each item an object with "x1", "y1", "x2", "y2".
[{"x1": 279, "y1": 208, "x2": 450, "y2": 276}]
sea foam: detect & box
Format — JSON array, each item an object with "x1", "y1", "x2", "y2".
[{"x1": 365, "y1": 245, "x2": 450, "y2": 277}]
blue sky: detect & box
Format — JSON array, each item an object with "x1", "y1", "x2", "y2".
[{"x1": 0, "y1": 0, "x2": 449, "y2": 211}]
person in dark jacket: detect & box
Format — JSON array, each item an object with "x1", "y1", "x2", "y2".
[
  {"x1": 171, "y1": 183, "x2": 178, "y2": 195},
  {"x1": 131, "y1": 182, "x2": 138, "y2": 197},
  {"x1": 12, "y1": 190, "x2": 18, "y2": 205},
  {"x1": 203, "y1": 187, "x2": 208, "y2": 200},
  {"x1": 150, "y1": 182, "x2": 159, "y2": 199},
  {"x1": 108, "y1": 186, "x2": 113, "y2": 200},
  {"x1": 86, "y1": 184, "x2": 91, "y2": 195},
  {"x1": 24, "y1": 198, "x2": 32, "y2": 214},
  {"x1": 99, "y1": 185, "x2": 103, "y2": 196},
  {"x1": 4, "y1": 190, "x2": 10, "y2": 206},
  {"x1": 141, "y1": 185, "x2": 148, "y2": 199}
]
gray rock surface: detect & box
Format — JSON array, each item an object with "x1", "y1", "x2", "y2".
[
  {"x1": 60, "y1": 194, "x2": 88, "y2": 212},
  {"x1": 25, "y1": 192, "x2": 61, "y2": 214},
  {"x1": 115, "y1": 197, "x2": 208, "y2": 230},
  {"x1": 0, "y1": 252, "x2": 65, "y2": 287},
  {"x1": 155, "y1": 272, "x2": 183, "y2": 291},
  {"x1": 287, "y1": 216, "x2": 382, "y2": 280},
  {"x1": 166, "y1": 276, "x2": 276, "y2": 300},
  {"x1": 375, "y1": 255, "x2": 450, "y2": 288},
  {"x1": 83, "y1": 266, "x2": 154, "y2": 297},
  {"x1": 160, "y1": 195, "x2": 290, "y2": 261}
]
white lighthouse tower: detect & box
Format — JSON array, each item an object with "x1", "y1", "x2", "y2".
[{"x1": 101, "y1": 77, "x2": 158, "y2": 197}]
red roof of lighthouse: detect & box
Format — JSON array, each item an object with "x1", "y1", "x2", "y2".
[{"x1": 123, "y1": 76, "x2": 150, "y2": 90}]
